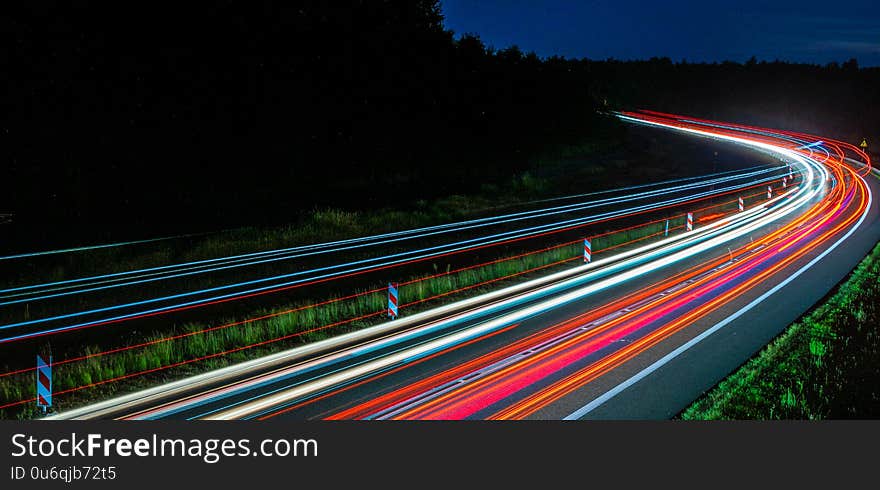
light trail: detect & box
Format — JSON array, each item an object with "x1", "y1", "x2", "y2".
[
  {"x1": 197, "y1": 180, "x2": 818, "y2": 420},
  {"x1": 0, "y1": 191, "x2": 767, "y2": 397},
  {"x1": 253, "y1": 112, "x2": 864, "y2": 420},
  {"x1": 563, "y1": 174, "x2": 872, "y2": 420},
  {"x1": 0, "y1": 173, "x2": 789, "y2": 342},
  {"x1": 350, "y1": 112, "x2": 869, "y2": 420},
  {"x1": 0, "y1": 232, "x2": 213, "y2": 262},
  {"x1": 493, "y1": 175, "x2": 866, "y2": 420},
  {"x1": 40, "y1": 111, "x2": 871, "y2": 421},
  {"x1": 2, "y1": 165, "x2": 780, "y2": 298}
]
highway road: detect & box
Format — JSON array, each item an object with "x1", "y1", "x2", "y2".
[{"x1": 45, "y1": 111, "x2": 877, "y2": 420}]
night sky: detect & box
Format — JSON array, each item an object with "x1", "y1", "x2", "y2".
[{"x1": 442, "y1": 0, "x2": 880, "y2": 66}]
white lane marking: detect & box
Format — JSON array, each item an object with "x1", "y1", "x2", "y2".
[{"x1": 563, "y1": 174, "x2": 873, "y2": 420}]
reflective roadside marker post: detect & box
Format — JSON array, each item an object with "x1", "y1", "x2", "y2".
[
  {"x1": 767, "y1": 186, "x2": 772, "y2": 199},
  {"x1": 782, "y1": 176, "x2": 787, "y2": 188},
  {"x1": 686, "y1": 212, "x2": 694, "y2": 232},
  {"x1": 738, "y1": 196, "x2": 744, "y2": 212},
  {"x1": 387, "y1": 282, "x2": 399, "y2": 319},
  {"x1": 583, "y1": 238, "x2": 592, "y2": 263},
  {"x1": 36, "y1": 355, "x2": 52, "y2": 413},
  {"x1": 664, "y1": 219, "x2": 669, "y2": 237}
]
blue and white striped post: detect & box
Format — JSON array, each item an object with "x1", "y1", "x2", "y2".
[
  {"x1": 686, "y1": 212, "x2": 694, "y2": 232},
  {"x1": 387, "y1": 282, "x2": 399, "y2": 319},
  {"x1": 583, "y1": 238, "x2": 592, "y2": 263},
  {"x1": 36, "y1": 355, "x2": 52, "y2": 413},
  {"x1": 664, "y1": 219, "x2": 669, "y2": 237}
]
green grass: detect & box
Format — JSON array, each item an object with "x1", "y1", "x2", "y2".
[
  {"x1": 0, "y1": 195, "x2": 528, "y2": 329},
  {"x1": 681, "y1": 241, "x2": 880, "y2": 420},
  {"x1": 3, "y1": 202, "x2": 485, "y2": 291}
]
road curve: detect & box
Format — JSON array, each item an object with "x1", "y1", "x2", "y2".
[{"x1": 46, "y1": 111, "x2": 877, "y2": 420}]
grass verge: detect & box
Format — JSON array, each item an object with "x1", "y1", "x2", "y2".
[{"x1": 680, "y1": 241, "x2": 880, "y2": 420}]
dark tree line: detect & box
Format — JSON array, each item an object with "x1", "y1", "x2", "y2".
[
  {"x1": 592, "y1": 56, "x2": 879, "y2": 145},
  {"x1": 2, "y1": 1, "x2": 610, "y2": 249},
  {"x1": 2, "y1": 1, "x2": 877, "y2": 250}
]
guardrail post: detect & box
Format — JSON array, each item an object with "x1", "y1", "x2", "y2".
[
  {"x1": 388, "y1": 282, "x2": 399, "y2": 319},
  {"x1": 36, "y1": 355, "x2": 52, "y2": 413}
]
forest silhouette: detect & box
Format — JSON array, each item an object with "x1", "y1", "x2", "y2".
[{"x1": 3, "y1": 1, "x2": 877, "y2": 248}]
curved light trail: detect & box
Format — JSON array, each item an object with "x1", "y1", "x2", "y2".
[
  {"x1": 43, "y1": 111, "x2": 874, "y2": 421},
  {"x1": 1, "y1": 166, "x2": 788, "y2": 342},
  {"x1": 2, "y1": 165, "x2": 780, "y2": 299}
]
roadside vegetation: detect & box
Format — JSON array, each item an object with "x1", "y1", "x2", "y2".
[
  {"x1": 681, "y1": 241, "x2": 880, "y2": 419},
  {"x1": 2, "y1": 166, "x2": 563, "y2": 290}
]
